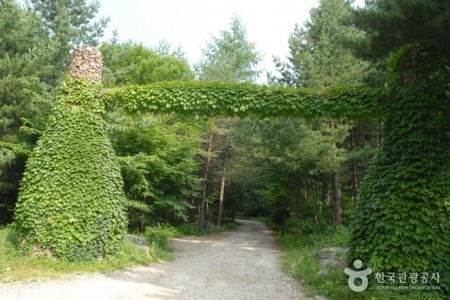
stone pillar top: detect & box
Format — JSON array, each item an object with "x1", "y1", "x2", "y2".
[{"x1": 69, "y1": 45, "x2": 103, "y2": 82}]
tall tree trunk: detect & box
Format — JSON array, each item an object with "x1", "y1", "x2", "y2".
[
  {"x1": 313, "y1": 180, "x2": 319, "y2": 225},
  {"x1": 332, "y1": 171, "x2": 341, "y2": 226},
  {"x1": 200, "y1": 133, "x2": 213, "y2": 232},
  {"x1": 350, "y1": 128, "x2": 359, "y2": 204},
  {"x1": 140, "y1": 214, "x2": 145, "y2": 234},
  {"x1": 330, "y1": 120, "x2": 341, "y2": 226},
  {"x1": 217, "y1": 135, "x2": 229, "y2": 227},
  {"x1": 304, "y1": 183, "x2": 309, "y2": 223},
  {"x1": 189, "y1": 196, "x2": 196, "y2": 223},
  {"x1": 321, "y1": 181, "x2": 328, "y2": 223},
  {"x1": 217, "y1": 175, "x2": 226, "y2": 227},
  {"x1": 376, "y1": 121, "x2": 383, "y2": 148},
  {"x1": 352, "y1": 163, "x2": 359, "y2": 204}
]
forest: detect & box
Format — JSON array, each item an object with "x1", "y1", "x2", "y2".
[{"x1": 0, "y1": 0, "x2": 448, "y2": 298}]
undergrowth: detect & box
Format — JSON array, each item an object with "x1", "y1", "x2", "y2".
[
  {"x1": 0, "y1": 226, "x2": 150, "y2": 283},
  {"x1": 254, "y1": 218, "x2": 444, "y2": 300},
  {"x1": 0, "y1": 220, "x2": 236, "y2": 283}
]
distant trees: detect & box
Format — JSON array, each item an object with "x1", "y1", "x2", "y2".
[
  {"x1": 196, "y1": 16, "x2": 261, "y2": 83},
  {"x1": 101, "y1": 41, "x2": 204, "y2": 231},
  {"x1": 264, "y1": 0, "x2": 374, "y2": 226},
  {"x1": 229, "y1": 118, "x2": 349, "y2": 228},
  {"x1": 195, "y1": 16, "x2": 261, "y2": 230},
  {"x1": 26, "y1": 0, "x2": 109, "y2": 85},
  {"x1": 100, "y1": 41, "x2": 193, "y2": 86},
  {"x1": 271, "y1": 0, "x2": 370, "y2": 88}
]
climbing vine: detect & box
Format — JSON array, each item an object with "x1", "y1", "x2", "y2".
[
  {"x1": 104, "y1": 81, "x2": 385, "y2": 120},
  {"x1": 13, "y1": 73, "x2": 385, "y2": 261},
  {"x1": 348, "y1": 44, "x2": 450, "y2": 292},
  {"x1": 14, "y1": 77, "x2": 127, "y2": 261}
]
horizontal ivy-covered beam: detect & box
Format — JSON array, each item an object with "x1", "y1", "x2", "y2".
[{"x1": 103, "y1": 81, "x2": 386, "y2": 120}]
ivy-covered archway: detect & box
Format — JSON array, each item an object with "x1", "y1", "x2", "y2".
[{"x1": 13, "y1": 46, "x2": 448, "y2": 290}]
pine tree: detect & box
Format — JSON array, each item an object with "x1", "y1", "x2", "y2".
[
  {"x1": 196, "y1": 16, "x2": 262, "y2": 83},
  {"x1": 196, "y1": 16, "x2": 262, "y2": 230},
  {"x1": 271, "y1": 0, "x2": 372, "y2": 225},
  {"x1": 27, "y1": 0, "x2": 109, "y2": 85},
  {"x1": 352, "y1": 0, "x2": 449, "y2": 58},
  {"x1": 272, "y1": 0, "x2": 370, "y2": 88},
  {"x1": 0, "y1": 0, "x2": 52, "y2": 224}
]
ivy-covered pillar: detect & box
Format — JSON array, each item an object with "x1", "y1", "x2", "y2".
[
  {"x1": 348, "y1": 44, "x2": 449, "y2": 291},
  {"x1": 13, "y1": 46, "x2": 127, "y2": 261}
]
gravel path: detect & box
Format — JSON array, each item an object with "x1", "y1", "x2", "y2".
[{"x1": 0, "y1": 220, "x2": 321, "y2": 300}]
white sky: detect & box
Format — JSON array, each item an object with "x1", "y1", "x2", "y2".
[{"x1": 97, "y1": 1, "x2": 364, "y2": 83}]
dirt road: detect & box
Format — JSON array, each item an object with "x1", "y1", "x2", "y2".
[{"x1": 0, "y1": 220, "x2": 319, "y2": 300}]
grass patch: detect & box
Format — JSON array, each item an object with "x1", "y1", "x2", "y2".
[
  {"x1": 0, "y1": 223, "x2": 187, "y2": 283},
  {"x1": 0, "y1": 220, "x2": 237, "y2": 283},
  {"x1": 146, "y1": 220, "x2": 237, "y2": 260},
  {"x1": 146, "y1": 224, "x2": 181, "y2": 261},
  {"x1": 218, "y1": 220, "x2": 237, "y2": 232},
  {"x1": 0, "y1": 226, "x2": 152, "y2": 283},
  {"x1": 254, "y1": 219, "x2": 444, "y2": 300}
]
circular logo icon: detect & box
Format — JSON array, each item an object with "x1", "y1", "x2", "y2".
[{"x1": 344, "y1": 259, "x2": 372, "y2": 292}]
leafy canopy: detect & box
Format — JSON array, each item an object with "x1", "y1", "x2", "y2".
[
  {"x1": 105, "y1": 82, "x2": 384, "y2": 120},
  {"x1": 352, "y1": 0, "x2": 450, "y2": 58},
  {"x1": 100, "y1": 41, "x2": 193, "y2": 87}
]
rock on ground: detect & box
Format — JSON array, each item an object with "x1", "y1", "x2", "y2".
[{"x1": 316, "y1": 246, "x2": 348, "y2": 275}]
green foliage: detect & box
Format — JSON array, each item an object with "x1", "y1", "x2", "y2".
[
  {"x1": 27, "y1": 0, "x2": 109, "y2": 85},
  {"x1": 353, "y1": 0, "x2": 450, "y2": 59},
  {"x1": 195, "y1": 16, "x2": 262, "y2": 229},
  {"x1": 100, "y1": 41, "x2": 193, "y2": 87},
  {"x1": 0, "y1": 0, "x2": 54, "y2": 225},
  {"x1": 0, "y1": 226, "x2": 151, "y2": 282},
  {"x1": 13, "y1": 77, "x2": 127, "y2": 261},
  {"x1": 229, "y1": 117, "x2": 349, "y2": 224},
  {"x1": 1, "y1": 0, "x2": 110, "y2": 226},
  {"x1": 272, "y1": 0, "x2": 371, "y2": 88},
  {"x1": 254, "y1": 219, "x2": 443, "y2": 299},
  {"x1": 349, "y1": 44, "x2": 450, "y2": 292},
  {"x1": 105, "y1": 81, "x2": 385, "y2": 120},
  {"x1": 146, "y1": 224, "x2": 180, "y2": 260},
  {"x1": 236, "y1": 118, "x2": 349, "y2": 174},
  {"x1": 174, "y1": 223, "x2": 200, "y2": 236},
  {"x1": 100, "y1": 41, "x2": 200, "y2": 229},
  {"x1": 196, "y1": 16, "x2": 261, "y2": 82},
  {"x1": 109, "y1": 113, "x2": 202, "y2": 226}
]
